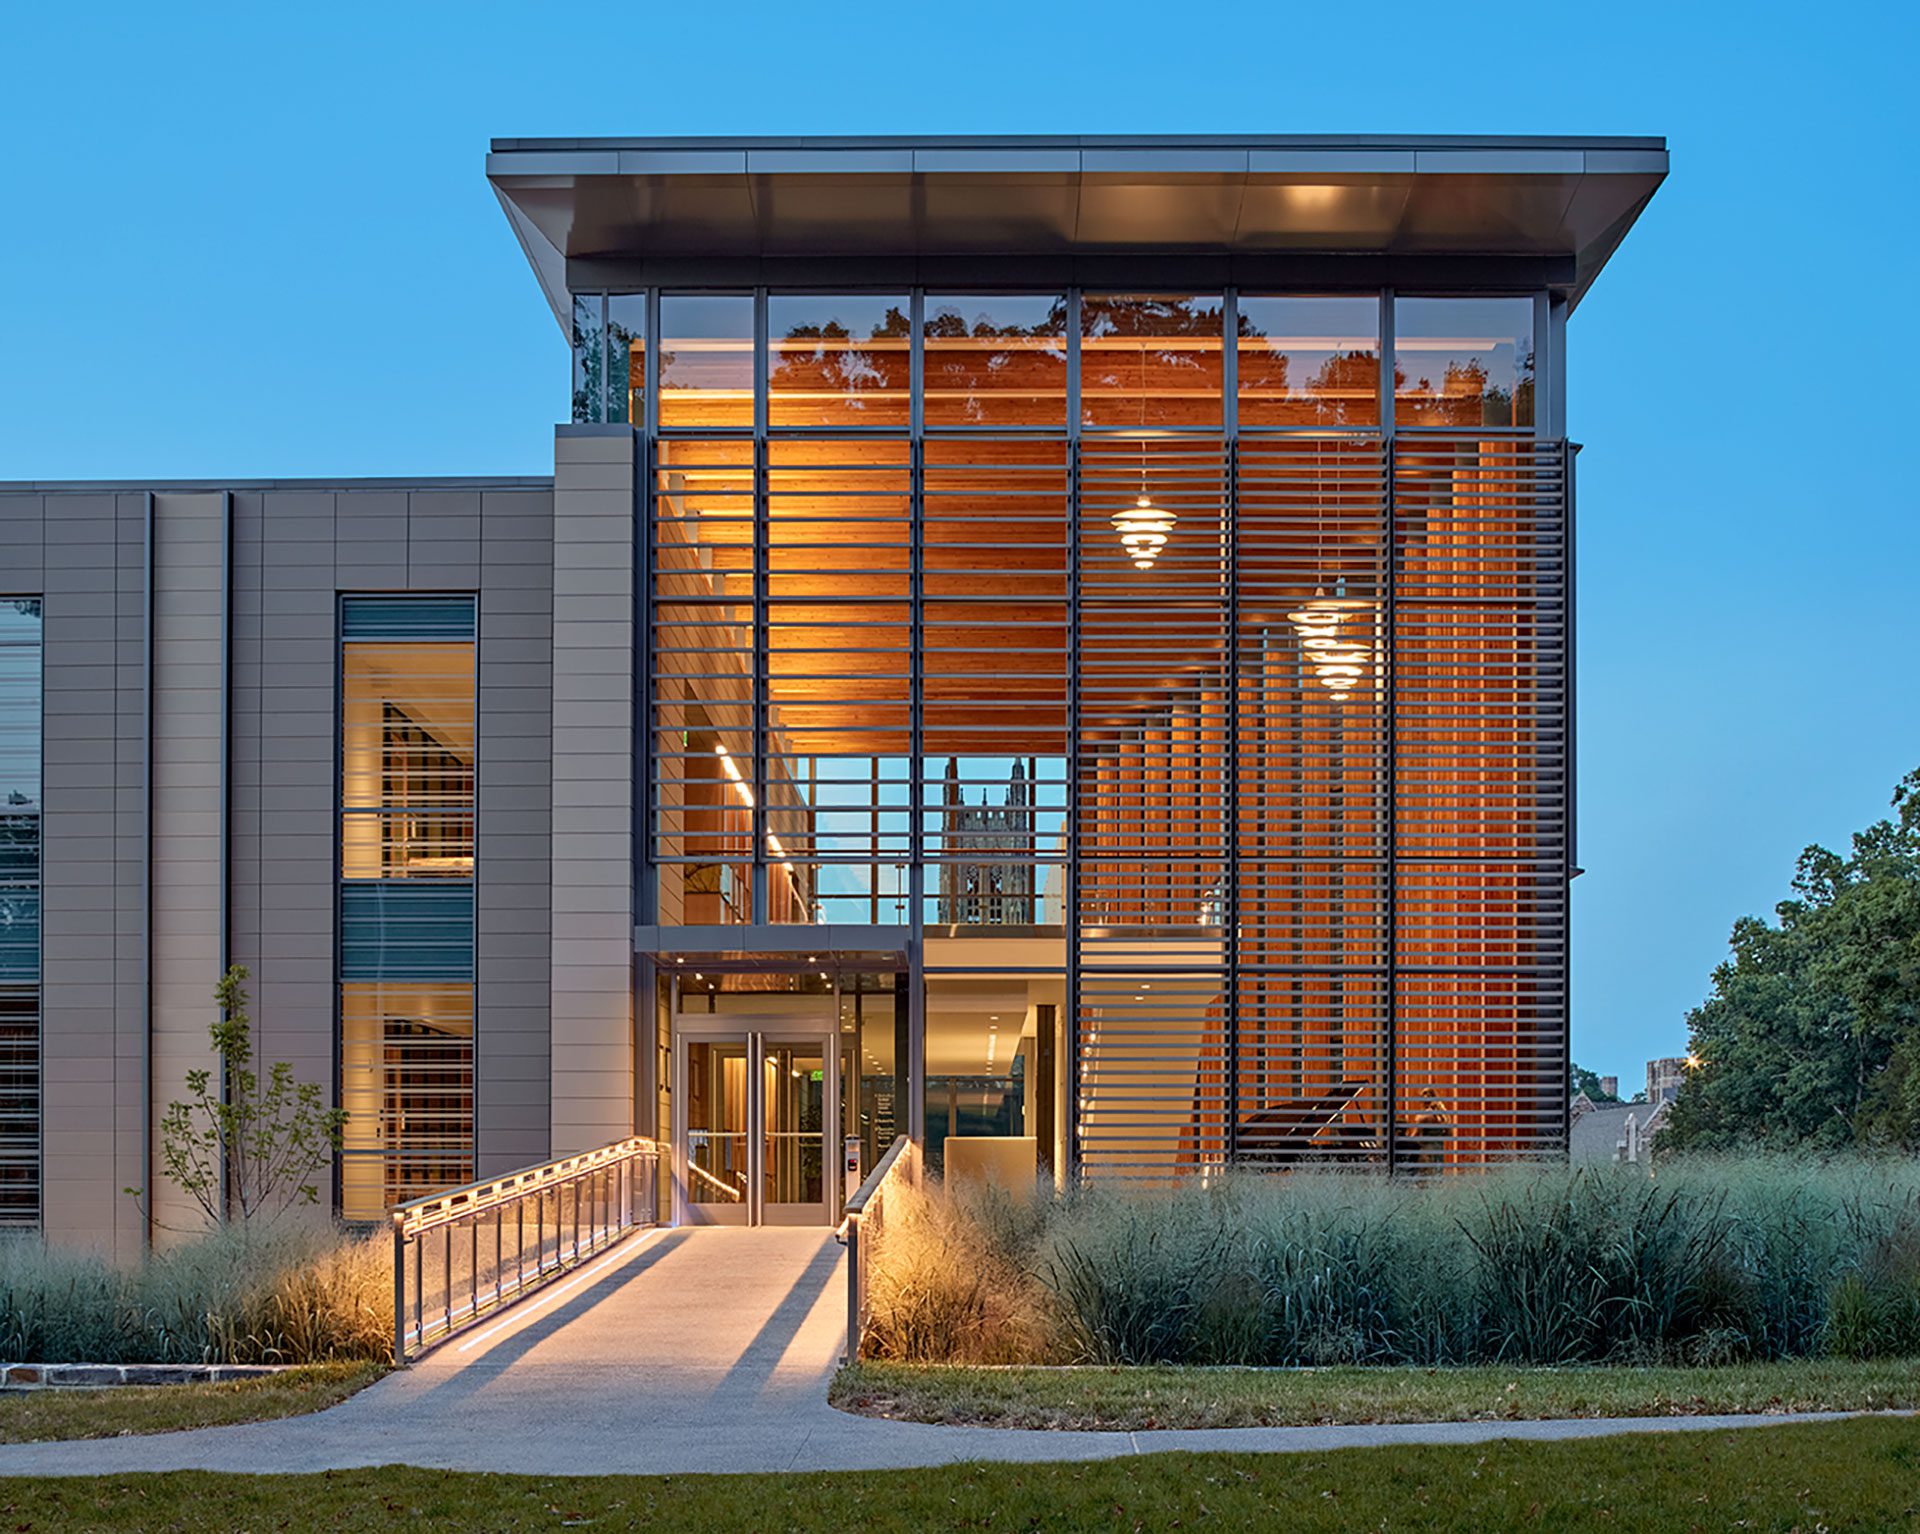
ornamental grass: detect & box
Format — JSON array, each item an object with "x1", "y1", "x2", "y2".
[
  {"x1": 862, "y1": 1157, "x2": 1920, "y2": 1367},
  {"x1": 0, "y1": 1223, "x2": 391, "y2": 1365}
]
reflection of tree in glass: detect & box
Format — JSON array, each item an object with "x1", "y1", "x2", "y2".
[
  {"x1": 607, "y1": 315, "x2": 641, "y2": 425},
  {"x1": 1397, "y1": 345, "x2": 1535, "y2": 427},
  {"x1": 1081, "y1": 296, "x2": 1222, "y2": 394},
  {"x1": 771, "y1": 307, "x2": 911, "y2": 411},
  {"x1": 1242, "y1": 346, "x2": 1379, "y2": 428},
  {"x1": 923, "y1": 302, "x2": 1068, "y2": 425},
  {"x1": 0, "y1": 804, "x2": 35, "y2": 862},
  {"x1": 571, "y1": 306, "x2": 604, "y2": 425},
  {"x1": 1304, "y1": 352, "x2": 1379, "y2": 425}
]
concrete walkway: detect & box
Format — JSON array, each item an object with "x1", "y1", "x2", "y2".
[{"x1": 0, "y1": 1228, "x2": 1875, "y2": 1477}]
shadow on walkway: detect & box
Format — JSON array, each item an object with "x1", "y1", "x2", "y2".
[
  {"x1": 707, "y1": 1234, "x2": 844, "y2": 1406},
  {"x1": 402, "y1": 1230, "x2": 693, "y2": 1408}
]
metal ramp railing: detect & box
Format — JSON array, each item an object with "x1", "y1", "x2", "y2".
[
  {"x1": 836, "y1": 1136, "x2": 917, "y2": 1364},
  {"x1": 391, "y1": 1137, "x2": 661, "y2": 1364}
]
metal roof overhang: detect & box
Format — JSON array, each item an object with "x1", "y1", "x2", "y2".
[{"x1": 487, "y1": 135, "x2": 1666, "y2": 332}]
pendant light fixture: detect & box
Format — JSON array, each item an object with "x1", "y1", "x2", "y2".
[
  {"x1": 1286, "y1": 592, "x2": 1370, "y2": 701},
  {"x1": 1111, "y1": 326, "x2": 1177, "y2": 570},
  {"x1": 1287, "y1": 454, "x2": 1372, "y2": 701}
]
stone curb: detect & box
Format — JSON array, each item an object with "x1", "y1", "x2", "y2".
[{"x1": 0, "y1": 1363, "x2": 298, "y2": 1390}]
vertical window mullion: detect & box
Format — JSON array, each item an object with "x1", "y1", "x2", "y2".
[
  {"x1": 751, "y1": 289, "x2": 770, "y2": 924},
  {"x1": 908, "y1": 290, "x2": 925, "y2": 929},
  {"x1": 1064, "y1": 286, "x2": 1082, "y2": 1179}
]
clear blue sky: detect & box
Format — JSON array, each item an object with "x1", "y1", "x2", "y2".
[{"x1": 3, "y1": 1, "x2": 1914, "y2": 1084}]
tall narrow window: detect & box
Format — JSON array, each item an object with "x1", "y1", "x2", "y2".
[
  {"x1": 607, "y1": 294, "x2": 646, "y2": 426},
  {"x1": 0, "y1": 599, "x2": 40, "y2": 1226},
  {"x1": 338, "y1": 595, "x2": 476, "y2": 1219},
  {"x1": 571, "y1": 293, "x2": 606, "y2": 425}
]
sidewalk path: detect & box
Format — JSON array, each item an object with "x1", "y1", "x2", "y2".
[{"x1": 0, "y1": 1229, "x2": 1877, "y2": 1477}]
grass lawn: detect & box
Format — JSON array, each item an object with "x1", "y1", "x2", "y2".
[
  {"x1": 0, "y1": 1417, "x2": 1915, "y2": 1531},
  {"x1": 833, "y1": 1358, "x2": 1920, "y2": 1431},
  {"x1": 0, "y1": 1361, "x2": 385, "y2": 1443}
]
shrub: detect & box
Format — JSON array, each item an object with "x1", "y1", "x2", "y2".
[{"x1": 861, "y1": 1157, "x2": 1920, "y2": 1368}]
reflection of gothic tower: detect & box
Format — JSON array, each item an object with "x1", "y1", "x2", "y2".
[{"x1": 937, "y1": 757, "x2": 1037, "y2": 925}]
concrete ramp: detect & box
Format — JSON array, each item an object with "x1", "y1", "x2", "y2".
[{"x1": 409, "y1": 1227, "x2": 848, "y2": 1419}]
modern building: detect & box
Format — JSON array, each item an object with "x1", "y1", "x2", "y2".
[{"x1": 0, "y1": 135, "x2": 1666, "y2": 1251}]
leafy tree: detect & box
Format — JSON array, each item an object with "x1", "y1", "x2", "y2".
[
  {"x1": 1570, "y1": 1064, "x2": 1620, "y2": 1103},
  {"x1": 129, "y1": 965, "x2": 348, "y2": 1228},
  {"x1": 1664, "y1": 769, "x2": 1920, "y2": 1153}
]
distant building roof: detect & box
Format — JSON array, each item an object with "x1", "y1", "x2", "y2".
[{"x1": 1570, "y1": 1100, "x2": 1669, "y2": 1163}]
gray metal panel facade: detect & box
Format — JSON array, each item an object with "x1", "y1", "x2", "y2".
[
  {"x1": 475, "y1": 489, "x2": 556, "y2": 1173},
  {"x1": 8, "y1": 478, "x2": 557, "y2": 1244},
  {"x1": 3, "y1": 491, "x2": 150, "y2": 1256},
  {"x1": 228, "y1": 485, "x2": 558, "y2": 1182},
  {"x1": 548, "y1": 430, "x2": 636, "y2": 1156},
  {"x1": 149, "y1": 492, "x2": 228, "y2": 1239}
]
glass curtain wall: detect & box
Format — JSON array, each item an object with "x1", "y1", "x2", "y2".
[
  {"x1": 624, "y1": 288, "x2": 1565, "y2": 1174},
  {"x1": 0, "y1": 600, "x2": 41, "y2": 1224},
  {"x1": 338, "y1": 596, "x2": 477, "y2": 1218}
]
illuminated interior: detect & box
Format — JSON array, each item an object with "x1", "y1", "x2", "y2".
[
  {"x1": 621, "y1": 288, "x2": 1565, "y2": 1186},
  {"x1": 338, "y1": 603, "x2": 478, "y2": 1218}
]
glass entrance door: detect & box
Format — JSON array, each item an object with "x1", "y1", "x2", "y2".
[
  {"x1": 673, "y1": 1024, "x2": 837, "y2": 1226},
  {"x1": 684, "y1": 1039, "x2": 753, "y2": 1223},
  {"x1": 760, "y1": 1041, "x2": 827, "y2": 1225}
]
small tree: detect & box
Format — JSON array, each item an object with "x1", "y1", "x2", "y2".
[{"x1": 132, "y1": 965, "x2": 347, "y2": 1229}]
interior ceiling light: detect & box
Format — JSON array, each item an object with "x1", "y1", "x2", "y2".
[
  {"x1": 714, "y1": 743, "x2": 754, "y2": 806},
  {"x1": 1287, "y1": 592, "x2": 1373, "y2": 703},
  {"x1": 1113, "y1": 348, "x2": 1176, "y2": 571},
  {"x1": 1289, "y1": 502, "x2": 1373, "y2": 703},
  {"x1": 1111, "y1": 491, "x2": 1176, "y2": 572}
]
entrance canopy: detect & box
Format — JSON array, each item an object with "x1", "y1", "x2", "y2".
[{"x1": 488, "y1": 133, "x2": 1667, "y2": 328}]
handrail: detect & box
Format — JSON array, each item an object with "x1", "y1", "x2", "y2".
[
  {"x1": 392, "y1": 1136, "x2": 661, "y2": 1365},
  {"x1": 393, "y1": 1136, "x2": 659, "y2": 1236},
  {"x1": 837, "y1": 1135, "x2": 917, "y2": 1365},
  {"x1": 842, "y1": 1135, "x2": 910, "y2": 1221},
  {"x1": 687, "y1": 1159, "x2": 746, "y2": 1201}
]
